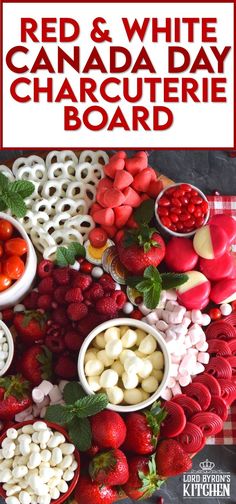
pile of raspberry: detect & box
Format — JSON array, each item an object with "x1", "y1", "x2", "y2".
[{"x1": 23, "y1": 259, "x2": 127, "y2": 354}]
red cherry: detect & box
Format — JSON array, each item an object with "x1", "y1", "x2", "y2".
[
  {"x1": 209, "y1": 308, "x2": 222, "y2": 320},
  {"x1": 171, "y1": 198, "x2": 182, "y2": 207},
  {"x1": 159, "y1": 197, "x2": 171, "y2": 207}
]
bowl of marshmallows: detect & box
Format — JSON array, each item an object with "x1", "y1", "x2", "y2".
[{"x1": 78, "y1": 318, "x2": 171, "y2": 412}]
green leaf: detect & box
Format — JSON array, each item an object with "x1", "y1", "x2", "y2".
[
  {"x1": 8, "y1": 180, "x2": 35, "y2": 199},
  {"x1": 74, "y1": 393, "x2": 108, "y2": 418},
  {"x1": 1, "y1": 192, "x2": 27, "y2": 218},
  {"x1": 68, "y1": 416, "x2": 92, "y2": 452},
  {"x1": 143, "y1": 283, "x2": 162, "y2": 309},
  {"x1": 136, "y1": 280, "x2": 152, "y2": 292},
  {"x1": 0, "y1": 172, "x2": 10, "y2": 191},
  {"x1": 134, "y1": 200, "x2": 155, "y2": 225},
  {"x1": 144, "y1": 266, "x2": 161, "y2": 282},
  {"x1": 63, "y1": 382, "x2": 86, "y2": 404},
  {"x1": 126, "y1": 275, "x2": 143, "y2": 288},
  {"x1": 45, "y1": 404, "x2": 74, "y2": 425},
  {"x1": 68, "y1": 242, "x2": 86, "y2": 258},
  {"x1": 56, "y1": 246, "x2": 75, "y2": 267},
  {"x1": 0, "y1": 199, "x2": 7, "y2": 211},
  {"x1": 161, "y1": 273, "x2": 189, "y2": 290}
]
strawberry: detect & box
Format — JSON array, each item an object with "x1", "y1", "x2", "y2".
[
  {"x1": 74, "y1": 475, "x2": 118, "y2": 504},
  {"x1": 67, "y1": 302, "x2": 88, "y2": 321},
  {"x1": 89, "y1": 449, "x2": 129, "y2": 485},
  {"x1": 117, "y1": 230, "x2": 165, "y2": 275},
  {"x1": 123, "y1": 403, "x2": 167, "y2": 455},
  {"x1": 123, "y1": 455, "x2": 163, "y2": 500},
  {"x1": 52, "y1": 267, "x2": 70, "y2": 285},
  {"x1": 72, "y1": 273, "x2": 92, "y2": 291},
  {"x1": 54, "y1": 355, "x2": 78, "y2": 379},
  {"x1": 0, "y1": 375, "x2": 32, "y2": 420},
  {"x1": 95, "y1": 298, "x2": 118, "y2": 316},
  {"x1": 13, "y1": 311, "x2": 47, "y2": 345},
  {"x1": 155, "y1": 439, "x2": 192, "y2": 477},
  {"x1": 38, "y1": 277, "x2": 54, "y2": 294},
  {"x1": 91, "y1": 411, "x2": 127, "y2": 449},
  {"x1": 21, "y1": 345, "x2": 52, "y2": 385},
  {"x1": 65, "y1": 287, "x2": 83, "y2": 304},
  {"x1": 64, "y1": 329, "x2": 84, "y2": 351}
]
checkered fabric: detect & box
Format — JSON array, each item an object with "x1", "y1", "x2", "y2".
[{"x1": 206, "y1": 195, "x2": 236, "y2": 445}]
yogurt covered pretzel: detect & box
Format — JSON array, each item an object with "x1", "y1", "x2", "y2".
[{"x1": 0, "y1": 150, "x2": 108, "y2": 259}]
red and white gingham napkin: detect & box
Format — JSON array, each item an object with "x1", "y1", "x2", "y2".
[{"x1": 205, "y1": 195, "x2": 236, "y2": 445}]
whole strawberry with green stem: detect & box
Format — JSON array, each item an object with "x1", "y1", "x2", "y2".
[
  {"x1": 89, "y1": 448, "x2": 129, "y2": 485},
  {"x1": 13, "y1": 310, "x2": 47, "y2": 345},
  {"x1": 117, "y1": 200, "x2": 166, "y2": 275},
  {"x1": 123, "y1": 401, "x2": 167, "y2": 455},
  {"x1": 20, "y1": 345, "x2": 52, "y2": 385},
  {"x1": 0, "y1": 374, "x2": 32, "y2": 420},
  {"x1": 74, "y1": 474, "x2": 119, "y2": 504},
  {"x1": 123, "y1": 454, "x2": 164, "y2": 500}
]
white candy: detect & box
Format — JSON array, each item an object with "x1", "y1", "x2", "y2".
[
  {"x1": 27, "y1": 452, "x2": 41, "y2": 469},
  {"x1": 191, "y1": 309, "x2": 203, "y2": 323},
  {"x1": 124, "y1": 356, "x2": 143, "y2": 374},
  {"x1": 84, "y1": 350, "x2": 98, "y2": 363},
  {"x1": 106, "y1": 386, "x2": 124, "y2": 405},
  {"x1": 197, "y1": 352, "x2": 210, "y2": 364},
  {"x1": 6, "y1": 487, "x2": 22, "y2": 498},
  {"x1": 97, "y1": 350, "x2": 114, "y2": 367},
  {"x1": 12, "y1": 466, "x2": 28, "y2": 478},
  {"x1": 152, "y1": 369, "x2": 163, "y2": 381},
  {"x1": 196, "y1": 341, "x2": 208, "y2": 352},
  {"x1": 95, "y1": 334, "x2": 106, "y2": 349},
  {"x1": 105, "y1": 339, "x2": 123, "y2": 359},
  {"x1": 47, "y1": 433, "x2": 65, "y2": 448},
  {"x1": 63, "y1": 470, "x2": 74, "y2": 481},
  {"x1": 165, "y1": 301, "x2": 178, "y2": 311},
  {"x1": 138, "y1": 359, "x2": 153, "y2": 379},
  {"x1": 100, "y1": 369, "x2": 118, "y2": 388},
  {"x1": 145, "y1": 312, "x2": 159, "y2": 325},
  {"x1": 48, "y1": 386, "x2": 62, "y2": 403},
  {"x1": 220, "y1": 303, "x2": 232, "y2": 316},
  {"x1": 13, "y1": 304, "x2": 26, "y2": 313},
  {"x1": 156, "y1": 320, "x2": 169, "y2": 332},
  {"x1": 166, "y1": 289, "x2": 177, "y2": 301},
  {"x1": 139, "y1": 335, "x2": 157, "y2": 354},
  {"x1": 179, "y1": 374, "x2": 191, "y2": 386},
  {"x1": 121, "y1": 329, "x2": 137, "y2": 348},
  {"x1": 0, "y1": 468, "x2": 12, "y2": 482},
  {"x1": 88, "y1": 376, "x2": 101, "y2": 392},
  {"x1": 141, "y1": 376, "x2": 158, "y2": 393},
  {"x1": 201, "y1": 313, "x2": 211, "y2": 326},
  {"x1": 6, "y1": 497, "x2": 20, "y2": 504},
  {"x1": 59, "y1": 454, "x2": 73, "y2": 470},
  {"x1": 172, "y1": 383, "x2": 182, "y2": 396},
  {"x1": 6, "y1": 429, "x2": 18, "y2": 440},
  {"x1": 123, "y1": 389, "x2": 143, "y2": 404},
  {"x1": 148, "y1": 351, "x2": 164, "y2": 370},
  {"x1": 139, "y1": 302, "x2": 151, "y2": 315},
  {"x1": 57, "y1": 480, "x2": 68, "y2": 493},
  {"x1": 111, "y1": 361, "x2": 124, "y2": 376},
  {"x1": 51, "y1": 447, "x2": 63, "y2": 466},
  {"x1": 104, "y1": 327, "x2": 120, "y2": 342},
  {"x1": 60, "y1": 443, "x2": 75, "y2": 455},
  {"x1": 120, "y1": 349, "x2": 135, "y2": 364},
  {"x1": 122, "y1": 372, "x2": 139, "y2": 390},
  {"x1": 91, "y1": 266, "x2": 103, "y2": 278},
  {"x1": 85, "y1": 359, "x2": 104, "y2": 377},
  {"x1": 32, "y1": 388, "x2": 45, "y2": 404},
  {"x1": 160, "y1": 387, "x2": 172, "y2": 400},
  {"x1": 192, "y1": 362, "x2": 205, "y2": 374},
  {"x1": 123, "y1": 302, "x2": 134, "y2": 315},
  {"x1": 38, "y1": 380, "x2": 54, "y2": 396},
  {"x1": 41, "y1": 450, "x2": 51, "y2": 462}
]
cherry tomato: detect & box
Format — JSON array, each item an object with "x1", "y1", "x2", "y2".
[
  {"x1": 209, "y1": 308, "x2": 222, "y2": 320},
  {"x1": 3, "y1": 256, "x2": 25, "y2": 280},
  {"x1": 0, "y1": 220, "x2": 13, "y2": 241},
  {"x1": 0, "y1": 274, "x2": 12, "y2": 292},
  {"x1": 80, "y1": 260, "x2": 93, "y2": 274},
  {"x1": 88, "y1": 228, "x2": 108, "y2": 248},
  {"x1": 4, "y1": 238, "x2": 27, "y2": 257},
  {"x1": 0, "y1": 244, "x2": 4, "y2": 259}
]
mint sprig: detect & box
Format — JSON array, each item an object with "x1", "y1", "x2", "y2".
[
  {"x1": 127, "y1": 266, "x2": 188, "y2": 309},
  {"x1": 45, "y1": 382, "x2": 108, "y2": 451},
  {"x1": 0, "y1": 172, "x2": 34, "y2": 217},
  {"x1": 56, "y1": 241, "x2": 85, "y2": 267},
  {"x1": 134, "y1": 199, "x2": 155, "y2": 225}
]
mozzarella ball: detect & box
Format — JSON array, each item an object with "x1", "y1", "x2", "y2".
[
  {"x1": 100, "y1": 369, "x2": 119, "y2": 388},
  {"x1": 141, "y1": 376, "x2": 158, "y2": 393},
  {"x1": 84, "y1": 350, "x2": 98, "y2": 364},
  {"x1": 104, "y1": 327, "x2": 120, "y2": 342},
  {"x1": 138, "y1": 359, "x2": 153, "y2": 379},
  {"x1": 106, "y1": 386, "x2": 124, "y2": 405},
  {"x1": 139, "y1": 335, "x2": 157, "y2": 354},
  {"x1": 120, "y1": 349, "x2": 135, "y2": 364},
  {"x1": 111, "y1": 361, "x2": 124, "y2": 376},
  {"x1": 85, "y1": 359, "x2": 104, "y2": 377},
  {"x1": 124, "y1": 356, "x2": 143, "y2": 375},
  {"x1": 105, "y1": 339, "x2": 123, "y2": 359},
  {"x1": 122, "y1": 372, "x2": 139, "y2": 390},
  {"x1": 148, "y1": 351, "x2": 164, "y2": 370},
  {"x1": 123, "y1": 389, "x2": 143, "y2": 404},
  {"x1": 87, "y1": 376, "x2": 101, "y2": 392},
  {"x1": 97, "y1": 350, "x2": 114, "y2": 367},
  {"x1": 121, "y1": 329, "x2": 137, "y2": 348},
  {"x1": 135, "y1": 329, "x2": 146, "y2": 345},
  {"x1": 94, "y1": 334, "x2": 105, "y2": 349}
]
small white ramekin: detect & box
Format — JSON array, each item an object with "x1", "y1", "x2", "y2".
[
  {"x1": 78, "y1": 318, "x2": 171, "y2": 413},
  {"x1": 0, "y1": 320, "x2": 14, "y2": 376},
  {"x1": 0, "y1": 213, "x2": 37, "y2": 309},
  {"x1": 155, "y1": 182, "x2": 210, "y2": 238}
]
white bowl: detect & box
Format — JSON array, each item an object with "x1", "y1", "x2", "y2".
[
  {"x1": 78, "y1": 318, "x2": 171, "y2": 413},
  {"x1": 0, "y1": 213, "x2": 37, "y2": 309},
  {"x1": 155, "y1": 182, "x2": 210, "y2": 238},
  {"x1": 0, "y1": 320, "x2": 14, "y2": 376}
]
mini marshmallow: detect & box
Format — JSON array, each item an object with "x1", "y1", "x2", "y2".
[
  {"x1": 122, "y1": 372, "x2": 139, "y2": 390},
  {"x1": 165, "y1": 329, "x2": 177, "y2": 341},
  {"x1": 156, "y1": 320, "x2": 169, "y2": 332},
  {"x1": 182, "y1": 317, "x2": 192, "y2": 328},
  {"x1": 100, "y1": 369, "x2": 118, "y2": 388},
  {"x1": 179, "y1": 374, "x2": 191, "y2": 387},
  {"x1": 170, "y1": 363, "x2": 179, "y2": 377},
  {"x1": 179, "y1": 354, "x2": 197, "y2": 374},
  {"x1": 160, "y1": 387, "x2": 172, "y2": 400},
  {"x1": 172, "y1": 383, "x2": 182, "y2": 396},
  {"x1": 192, "y1": 362, "x2": 205, "y2": 374},
  {"x1": 104, "y1": 327, "x2": 120, "y2": 342},
  {"x1": 85, "y1": 359, "x2": 104, "y2": 377},
  {"x1": 38, "y1": 380, "x2": 54, "y2": 396},
  {"x1": 191, "y1": 310, "x2": 203, "y2": 324},
  {"x1": 166, "y1": 289, "x2": 178, "y2": 301},
  {"x1": 220, "y1": 303, "x2": 232, "y2": 316},
  {"x1": 121, "y1": 329, "x2": 137, "y2": 348},
  {"x1": 197, "y1": 352, "x2": 210, "y2": 364},
  {"x1": 201, "y1": 313, "x2": 211, "y2": 326},
  {"x1": 105, "y1": 339, "x2": 123, "y2": 359},
  {"x1": 145, "y1": 312, "x2": 159, "y2": 325},
  {"x1": 139, "y1": 303, "x2": 151, "y2": 316},
  {"x1": 48, "y1": 386, "x2": 62, "y2": 403},
  {"x1": 168, "y1": 377, "x2": 176, "y2": 388},
  {"x1": 165, "y1": 301, "x2": 179, "y2": 311},
  {"x1": 139, "y1": 334, "x2": 157, "y2": 354},
  {"x1": 123, "y1": 389, "x2": 143, "y2": 404},
  {"x1": 172, "y1": 324, "x2": 188, "y2": 336},
  {"x1": 106, "y1": 386, "x2": 124, "y2": 405},
  {"x1": 196, "y1": 341, "x2": 209, "y2": 352},
  {"x1": 32, "y1": 388, "x2": 44, "y2": 404}
]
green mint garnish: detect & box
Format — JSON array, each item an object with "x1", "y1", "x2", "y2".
[
  {"x1": 0, "y1": 172, "x2": 34, "y2": 217},
  {"x1": 56, "y1": 241, "x2": 86, "y2": 267}
]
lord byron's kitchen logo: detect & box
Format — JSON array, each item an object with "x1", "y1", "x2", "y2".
[{"x1": 182, "y1": 459, "x2": 231, "y2": 498}]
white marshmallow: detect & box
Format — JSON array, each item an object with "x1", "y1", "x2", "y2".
[
  {"x1": 32, "y1": 388, "x2": 44, "y2": 404},
  {"x1": 160, "y1": 387, "x2": 172, "y2": 400},
  {"x1": 141, "y1": 376, "x2": 158, "y2": 393},
  {"x1": 191, "y1": 310, "x2": 203, "y2": 324},
  {"x1": 85, "y1": 359, "x2": 104, "y2": 377},
  {"x1": 192, "y1": 362, "x2": 205, "y2": 375},
  {"x1": 138, "y1": 359, "x2": 153, "y2": 379},
  {"x1": 201, "y1": 314, "x2": 211, "y2": 326},
  {"x1": 148, "y1": 351, "x2": 164, "y2": 370},
  {"x1": 120, "y1": 349, "x2": 135, "y2": 364},
  {"x1": 123, "y1": 389, "x2": 143, "y2": 404},
  {"x1": 106, "y1": 386, "x2": 124, "y2": 405},
  {"x1": 166, "y1": 289, "x2": 178, "y2": 301},
  {"x1": 156, "y1": 320, "x2": 169, "y2": 332},
  {"x1": 172, "y1": 383, "x2": 182, "y2": 396},
  {"x1": 179, "y1": 374, "x2": 191, "y2": 387},
  {"x1": 122, "y1": 372, "x2": 139, "y2": 390},
  {"x1": 48, "y1": 386, "x2": 62, "y2": 403},
  {"x1": 95, "y1": 334, "x2": 106, "y2": 349},
  {"x1": 124, "y1": 356, "x2": 143, "y2": 375},
  {"x1": 38, "y1": 380, "x2": 54, "y2": 396},
  {"x1": 97, "y1": 350, "x2": 114, "y2": 367},
  {"x1": 84, "y1": 350, "x2": 98, "y2": 363},
  {"x1": 105, "y1": 339, "x2": 123, "y2": 359},
  {"x1": 100, "y1": 369, "x2": 118, "y2": 388},
  {"x1": 145, "y1": 312, "x2": 159, "y2": 325},
  {"x1": 104, "y1": 327, "x2": 120, "y2": 342},
  {"x1": 87, "y1": 376, "x2": 101, "y2": 392},
  {"x1": 220, "y1": 303, "x2": 232, "y2": 316},
  {"x1": 197, "y1": 352, "x2": 210, "y2": 364},
  {"x1": 139, "y1": 303, "x2": 151, "y2": 316},
  {"x1": 196, "y1": 341, "x2": 208, "y2": 352},
  {"x1": 121, "y1": 329, "x2": 137, "y2": 348},
  {"x1": 139, "y1": 334, "x2": 157, "y2": 354}
]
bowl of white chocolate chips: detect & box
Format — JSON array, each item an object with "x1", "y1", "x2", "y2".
[{"x1": 78, "y1": 318, "x2": 171, "y2": 412}]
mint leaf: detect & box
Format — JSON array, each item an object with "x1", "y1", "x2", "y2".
[
  {"x1": 1, "y1": 192, "x2": 27, "y2": 218},
  {"x1": 144, "y1": 266, "x2": 161, "y2": 282},
  {"x1": 45, "y1": 404, "x2": 73, "y2": 425},
  {"x1": 9, "y1": 180, "x2": 35, "y2": 199},
  {"x1": 68, "y1": 242, "x2": 86, "y2": 258},
  {"x1": 56, "y1": 246, "x2": 75, "y2": 267},
  {"x1": 0, "y1": 172, "x2": 9, "y2": 191},
  {"x1": 126, "y1": 275, "x2": 143, "y2": 288},
  {"x1": 134, "y1": 200, "x2": 155, "y2": 225},
  {"x1": 161, "y1": 273, "x2": 188, "y2": 290},
  {"x1": 136, "y1": 280, "x2": 152, "y2": 292},
  {"x1": 0, "y1": 199, "x2": 7, "y2": 211},
  {"x1": 63, "y1": 382, "x2": 86, "y2": 404},
  {"x1": 143, "y1": 283, "x2": 161, "y2": 309},
  {"x1": 68, "y1": 417, "x2": 91, "y2": 451},
  {"x1": 74, "y1": 393, "x2": 108, "y2": 418}
]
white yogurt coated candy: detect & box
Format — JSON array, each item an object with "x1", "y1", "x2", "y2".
[
  {"x1": 121, "y1": 329, "x2": 137, "y2": 348},
  {"x1": 99, "y1": 369, "x2": 119, "y2": 388}
]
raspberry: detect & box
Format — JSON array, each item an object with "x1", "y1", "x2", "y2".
[
  {"x1": 53, "y1": 267, "x2": 70, "y2": 286},
  {"x1": 95, "y1": 297, "x2": 118, "y2": 316},
  {"x1": 72, "y1": 273, "x2": 92, "y2": 291},
  {"x1": 37, "y1": 294, "x2": 53, "y2": 310},
  {"x1": 99, "y1": 274, "x2": 116, "y2": 292},
  {"x1": 52, "y1": 307, "x2": 69, "y2": 326},
  {"x1": 67, "y1": 302, "x2": 88, "y2": 321},
  {"x1": 38, "y1": 277, "x2": 54, "y2": 294},
  {"x1": 84, "y1": 283, "x2": 104, "y2": 302},
  {"x1": 111, "y1": 290, "x2": 127, "y2": 309},
  {"x1": 53, "y1": 286, "x2": 68, "y2": 304},
  {"x1": 37, "y1": 259, "x2": 54, "y2": 279},
  {"x1": 1, "y1": 309, "x2": 14, "y2": 322},
  {"x1": 23, "y1": 291, "x2": 39, "y2": 310},
  {"x1": 54, "y1": 355, "x2": 78, "y2": 379},
  {"x1": 65, "y1": 287, "x2": 83, "y2": 304},
  {"x1": 78, "y1": 310, "x2": 104, "y2": 336},
  {"x1": 64, "y1": 329, "x2": 84, "y2": 351}
]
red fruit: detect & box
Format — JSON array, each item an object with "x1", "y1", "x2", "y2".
[
  {"x1": 160, "y1": 401, "x2": 186, "y2": 438},
  {"x1": 72, "y1": 273, "x2": 92, "y2": 291},
  {"x1": 117, "y1": 232, "x2": 165, "y2": 275},
  {"x1": 99, "y1": 274, "x2": 116, "y2": 292},
  {"x1": 53, "y1": 286, "x2": 68, "y2": 304},
  {"x1": 2, "y1": 256, "x2": 25, "y2": 280},
  {"x1": 111, "y1": 290, "x2": 127, "y2": 309},
  {"x1": 0, "y1": 274, "x2": 11, "y2": 292},
  {"x1": 89, "y1": 228, "x2": 108, "y2": 248},
  {"x1": 95, "y1": 297, "x2": 118, "y2": 316},
  {"x1": 126, "y1": 214, "x2": 139, "y2": 229},
  {"x1": 84, "y1": 283, "x2": 104, "y2": 301},
  {"x1": 102, "y1": 224, "x2": 117, "y2": 238},
  {"x1": 90, "y1": 202, "x2": 102, "y2": 216},
  {"x1": 74, "y1": 474, "x2": 118, "y2": 504},
  {"x1": 114, "y1": 205, "x2": 133, "y2": 228},
  {"x1": 89, "y1": 448, "x2": 129, "y2": 486},
  {"x1": 155, "y1": 439, "x2": 192, "y2": 477},
  {"x1": 37, "y1": 259, "x2": 54, "y2": 278},
  {"x1": 45, "y1": 329, "x2": 65, "y2": 354},
  {"x1": 13, "y1": 311, "x2": 47, "y2": 345},
  {"x1": 123, "y1": 187, "x2": 141, "y2": 207},
  {"x1": 123, "y1": 406, "x2": 166, "y2": 455},
  {"x1": 191, "y1": 412, "x2": 223, "y2": 436},
  {"x1": 23, "y1": 291, "x2": 39, "y2": 310},
  {"x1": 1, "y1": 309, "x2": 14, "y2": 323},
  {"x1": 54, "y1": 355, "x2": 77, "y2": 379},
  {"x1": 65, "y1": 287, "x2": 83, "y2": 304},
  {"x1": 0, "y1": 375, "x2": 32, "y2": 420},
  {"x1": 91, "y1": 411, "x2": 126, "y2": 449},
  {"x1": 52, "y1": 307, "x2": 69, "y2": 326},
  {"x1": 102, "y1": 189, "x2": 126, "y2": 208},
  {"x1": 182, "y1": 382, "x2": 211, "y2": 411},
  {"x1": 52, "y1": 267, "x2": 70, "y2": 285},
  {"x1": 123, "y1": 455, "x2": 162, "y2": 500},
  {"x1": 209, "y1": 308, "x2": 222, "y2": 321},
  {"x1": 93, "y1": 209, "x2": 115, "y2": 227},
  {"x1": 104, "y1": 159, "x2": 125, "y2": 178},
  {"x1": 114, "y1": 170, "x2": 133, "y2": 190},
  {"x1": 64, "y1": 329, "x2": 84, "y2": 351},
  {"x1": 37, "y1": 294, "x2": 53, "y2": 310},
  {"x1": 5, "y1": 238, "x2": 27, "y2": 257},
  {"x1": 176, "y1": 422, "x2": 205, "y2": 454},
  {"x1": 21, "y1": 345, "x2": 52, "y2": 385},
  {"x1": 130, "y1": 309, "x2": 143, "y2": 320},
  {"x1": 38, "y1": 277, "x2": 54, "y2": 295},
  {"x1": 78, "y1": 310, "x2": 104, "y2": 337},
  {"x1": 0, "y1": 219, "x2": 13, "y2": 240},
  {"x1": 171, "y1": 394, "x2": 201, "y2": 419},
  {"x1": 67, "y1": 302, "x2": 88, "y2": 321}
]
